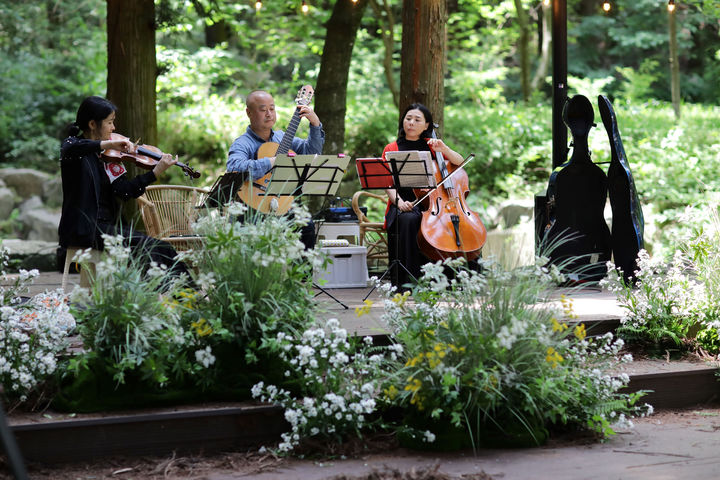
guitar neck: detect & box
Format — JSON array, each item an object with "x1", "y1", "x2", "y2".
[{"x1": 277, "y1": 108, "x2": 302, "y2": 155}]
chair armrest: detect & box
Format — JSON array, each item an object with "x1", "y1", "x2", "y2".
[{"x1": 352, "y1": 190, "x2": 388, "y2": 224}]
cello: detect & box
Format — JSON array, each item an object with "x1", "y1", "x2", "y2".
[{"x1": 415, "y1": 129, "x2": 487, "y2": 261}]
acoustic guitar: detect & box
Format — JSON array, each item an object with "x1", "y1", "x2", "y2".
[{"x1": 236, "y1": 85, "x2": 315, "y2": 215}]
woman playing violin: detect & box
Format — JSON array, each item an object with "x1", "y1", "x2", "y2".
[
  {"x1": 383, "y1": 103, "x2": 464, "y2": 290},
  {"x1": 58, "y1": 96, "x2": 192, "y2": 283}
]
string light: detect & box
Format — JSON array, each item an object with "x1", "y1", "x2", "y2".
[
  {"x1": 543, "y1": 0, "x2": 550, "y2": 6},
  {"x1": 255, "y1": 0, "x2": 262, "y2": 10},
  {"x1": 351, "y1": 0, "x2": 359, "y2": 3},
  {"x1": 667, "y1": 0, "x2": 675, "y2": 12},
  {"x1": 301, "y1": 0, "x2": 309, "y2": 13},
  {"x1": 602, "y1": 1, "x2": 611, "y2": 13}
]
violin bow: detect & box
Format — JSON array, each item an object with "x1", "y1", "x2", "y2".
[{"x1": 412, "y1": 153, "x2": 476, "y2": 208}]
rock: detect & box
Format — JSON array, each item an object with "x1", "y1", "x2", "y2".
[
  {"x1": 43, "y1": 176, "x2": 63, "y2": 208},
  {"x1": 0, "y1": 238, "x2": 59, "y2": 272},
  {"x1": 0, "y1": 186, "x2": 15, "y2": 220},
  {"x1": 494, "y1": 199, "x2": 535, "y2": 229},
  {"x1": 0, "y1": 168, "x2": 52, "y2": 199},
  {"x1": 19, "y1": 195, "x2": 43, "y2": 214},
  {"x1": 17, "y1": 205, "x2": 60, "y2": 243}
]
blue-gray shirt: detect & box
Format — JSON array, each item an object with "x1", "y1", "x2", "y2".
[{"x1": 227, "y1": 125, "x2": 325, "y2": 180}]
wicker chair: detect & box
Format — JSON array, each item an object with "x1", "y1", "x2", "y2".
[
  {"x1": 351, "y1": 190, "x2": 389, "y2": 273},
  {"x1": 137, "y1": 185, "x2": 209, "y2": 251}
]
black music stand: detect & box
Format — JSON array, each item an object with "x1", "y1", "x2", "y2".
[
  {"x1": 356, "y1": 151, "x2": 435, "y2": 300},
  {"x1": 1, "y1": 393, "x2": 29, "y2": 479},
  {"x1": 201, "y1": 171, "x2": 248, "y2": 208},
  {"x1": 266, "y1": 153, "x2": 351, "y2": 309}
]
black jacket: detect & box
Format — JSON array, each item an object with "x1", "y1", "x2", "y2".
[{"x1": 58, "y1": 136, "x2": 157, "y2": 248}]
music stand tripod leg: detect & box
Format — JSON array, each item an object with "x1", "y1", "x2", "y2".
[
  {"x1": 313, "y1": 282, "x2": 348, "y2": 309},
  {"x1": 363, "y1": 203, "x2": 417, "y2": 301}
]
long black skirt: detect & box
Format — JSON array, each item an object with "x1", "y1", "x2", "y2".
[{"x1": 385, "y1": 205, "x2": 429, "y2": 291}]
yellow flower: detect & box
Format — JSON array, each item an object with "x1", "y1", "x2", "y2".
[
  {"x1": 545, "y1": 347, "x2": 564, "y2": 369},
  {"x1": 405, "y1": 353, "x2": 424, "y2": 367},
  {"x1": 191, "y1": 318, "x2": 213, "y2": 337},
  {"x1": 551, "y1": 317, "x2": 568, "y2": 333},
  {"x1": 392, "y1": 290, "x2": 411, "y2": 306},
  {"x1": 561, "y1": 295, "x2": 578, "y2": 319},
  {"x1": 354, "y1": 299, "x2": 373, "y2": 317},
  {"x1": 404, "y1": 377, "x2": 422, "y2": 393},
  {"x1": 383, "y1": 384, "x2": 399, "y2": 400},
  {"x1": 574, "y1": 323, "x2": 587, "y2": 341}
]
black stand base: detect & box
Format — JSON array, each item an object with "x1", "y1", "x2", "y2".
[{"x1": 313, "y1": 283, "x2": 348, "y2": 309}]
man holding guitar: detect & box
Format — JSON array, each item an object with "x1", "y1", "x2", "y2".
[{"x1": 227, "y1": 87, "x2": 324, "y2": 249}]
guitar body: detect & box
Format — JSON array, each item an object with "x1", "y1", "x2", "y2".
[
  {"x1": 236, "y1": 141, "x2": 294, "y2": 215},
  {"x1": 235, "y1": 85, "x2": 314, "y2": 215},
  {"x1": 542, "y1": 95, "x2": 611, "y2": 283}
]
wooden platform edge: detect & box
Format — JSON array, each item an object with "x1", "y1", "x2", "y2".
[{"x1": 11, "y1": 404, "x2": 286, "y2": 464}]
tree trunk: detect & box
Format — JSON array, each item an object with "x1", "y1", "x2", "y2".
[
  {"x1": 315, "y1": 0, "x2": 370, "y2": 155},
  {"x1": 531, "y1": 2, "x2": 551, "y2": 93},
  {"x1": 514, "y1": 0, "x2": 531, "y2": 102},
  {"x1": 668, "y1": 7, "x2": 681, "y2": 120},
  {"x1": 107, "y1": 0, "x2": 157, "y2": 144},
  {"x1": 106, "y1": 0, "x2": 158, "y2": 223},
  {"x1": 370, "y1": 0, "x2": 399, "y2": 107},
  {"x1": 399, "y1": 0, "x2": 447, "y2": 135}
]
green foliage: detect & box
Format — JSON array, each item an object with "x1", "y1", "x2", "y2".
[
  {"x1": 379, "y1": 258, "x2": 651, "y2": 446},
  {"x1": 183, "y1": 203, "x2": 319, "y2": 381},
  {"x1": 616, "y1": 59, "x2": 660, "y2": 103},
  {"x1": 68, "y1": 237, "x2": 191, "y2": 388},
  {"x1": 0, "y1": 0, "x2": 106, "y2": 171},
  {"x1": 602, "y1": 203, "x2": 720, "y2": 355}
]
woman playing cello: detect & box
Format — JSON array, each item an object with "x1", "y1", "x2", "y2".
[{"x1": 383, "y1": 103, "x2": 465, "y2": 290}]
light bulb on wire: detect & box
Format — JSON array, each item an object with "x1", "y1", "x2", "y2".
[
  {"x1": 543, "y1": 0, "x2": 550, "y2": 7},
  {"x1": 255, "y1": 0, "x2": 262, "y2": 11},
  {"x1": 602, "y1": 1, "x2": 611, "y2": 13},
  {"x1": 301, "y1": 0, "x2": 309, "y2": 14},
  {"x1": 667, "y1": 0, "x2": 675, "y2": 12}
]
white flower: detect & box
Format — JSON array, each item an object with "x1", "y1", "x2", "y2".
[
  {"x1": 423, "y1": 430, "x2": 436, "y2": 443},
  {"x1": 194, "y1": 346, "x2": 216, "y2": 368}
]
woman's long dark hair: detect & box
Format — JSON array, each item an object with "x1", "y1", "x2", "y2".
[
  {"x1": 65, "y1": 96, "x2": 117, "y2": 138},
  {"x1": 397, "y1": 103, "x2": 434, "y2": 140}
]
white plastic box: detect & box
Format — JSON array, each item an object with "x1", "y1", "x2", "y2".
[{"x1": 314, "y1": 246, "x2": 369, "y2": 288}]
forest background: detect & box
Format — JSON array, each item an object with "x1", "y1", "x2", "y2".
[{"x1": 1, "y1": 0, "x2": 719, "y2": 257}]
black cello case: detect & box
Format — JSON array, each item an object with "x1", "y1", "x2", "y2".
[
  {"x1": 598, "y1": 95, "x2": 644, "y2": 283},
  {"x1": 541, "y1": 95, "x2": 612, "y2": 283}
]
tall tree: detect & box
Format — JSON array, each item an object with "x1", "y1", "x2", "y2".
[
  {"x1": 399, "y1": 0, "x2": 447, "y2": 134},
  {"x1": 106, "y1": 0, "x2": 158, "y2": 222},
  {"x1": 668, "y1": 2, "x2": 681, "y2": 119},
  {"x1": 106, "y1": 0, "x2": 158, "y2": 145},
  {"x1": 315, "y1": 0, "x2": 371, "y2": 155},
  {"x1": 513, "y1": 0, "x2": 531, "y2": 102},
  {"x1": 530, "y1": 2, "x2": 551, "y2": 93},
  {"x1": 370, "y1": 0, "x2": 400, "y2": 107}
]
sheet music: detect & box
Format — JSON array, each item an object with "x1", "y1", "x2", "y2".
[{"x1": 384, "y1": 150, "x2": 436, "y2": 188}]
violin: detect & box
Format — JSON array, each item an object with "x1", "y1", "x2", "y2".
[
  {"x1": 101, "y1": 133, "x2": 200, "y2": 179},
  {"x1": 415, "y1": 130, "x2": 486, "y2": 261}
]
